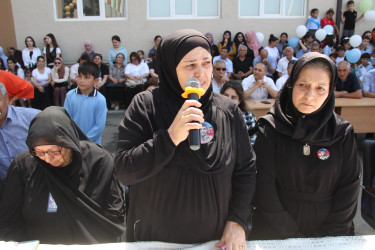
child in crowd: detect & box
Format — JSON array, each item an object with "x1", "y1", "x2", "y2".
[
  {"x1": 64, "y1": 62, "x2": 107, "y2": 145},
  {"x1": 24, "y1": 68, "x2": 33, "y2": 107},
  {"x1": 277, "y1": 33, "x2": 288, "y2": 57},
  {"x1": 310, "y1": 42, "x2": 321, "y2": 53},
  {"x1": 306, "y1": 8, "x2": 320, "y2": 38},
  {"x1": 336, "y1": 46, "x2": 346, "y2": 65},
  {"x1": 356, "y1": 53, "x2": 374, "y2": 80},
  {"x1": 341, "y1": 1, "x2": 364, "y2": 38},
  {"x1": 296, "y1": 33, "x2": 313, "y2": 58},
  {"x1": 359, "y1": 36, "x2": 372, "y2": 55},
  {"x1": 321, "y1": 8, "x2": 340, "y2": 36},
  {"x1": 341, "y1": 37, "x2": 351, "y2": 51},
  {"x1": 371, "y1": 46, "x2": 375, "y2": 67},
  {"x1": 323, "y1": 35, "x2": 336, "y2": 56},
  {"x1": 329, "y1": 53, "x2": 338, "y2": 64}
]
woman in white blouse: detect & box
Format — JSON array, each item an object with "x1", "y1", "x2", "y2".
[
  {"x1": 32, "y1": 56, "x2": 52, "y2": 110},
  {"x1": 43, "y1": 33, "x2": 62, "y2": 69},
  {"x1": 22, "y1": 36, "x2": 41, "y2": 69},
  {"x1": 124, "y1": 52, "x2": 149, "y2": 108},
  {"x1": 51, "y1": 57, "x2": 69, "y2": 106},
  {"x1": 6, "y1": 57, "x2": 24, "y2": 79},
  {"x1": 265, "y1": 34, "x2": 280, "y2": 65}
]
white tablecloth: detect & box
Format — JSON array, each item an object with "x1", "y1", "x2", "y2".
[{"x1": 2, "y1": 235, "x2": 375, "y2": 250}]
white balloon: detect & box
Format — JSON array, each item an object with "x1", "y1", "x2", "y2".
[
  {"x1": 364, "y1": 10, "x2": 375, "y2": 21},
  {"x1": 315, "y1": 29, "x2": 327, "y2": 41},
  {"x1": 256, "y1": 32, "x2": 264, "y2": 43},
  {"x1": 296, "y1": 25, "x2": 307, "y2": 38},
  {"x1": 349, "y1": 35, "x2": 362, "y2": 48},
  {"x1": 323, "y1": 25, "x2": 334, "y2": 35}
]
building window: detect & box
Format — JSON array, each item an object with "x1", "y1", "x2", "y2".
[
  {"x1": 148, "y1": 0, "x2": 219, "y2": 19},
  {"x1": 239, "y1": 0, "x2": 305, "y2": 18},
  {"x1": 55, "y1": 0, "x2": 127, "y2": 20}
]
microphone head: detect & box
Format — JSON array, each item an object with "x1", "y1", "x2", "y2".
[{"x1": 185, "y1": 78, "x2": 200, "y2": 89}]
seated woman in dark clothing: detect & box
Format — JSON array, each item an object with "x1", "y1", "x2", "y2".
[
  {"x1": 0, "y1": 106, "x2": 125, "y2": 244},
  {"x1": 234, "y1": 32, "x2": 246, "y2": 56},
  {"x1": 115, "y1": 29, "x2": 255, "y2": 248},
  {"x1": 233, "y1": 45, "x2": 253, "y2": 80},
  {"x1": 108, "y1": 53, "x2": 126, "y2": 110},
  {"x1": 218, "y1": 30, "x2": 237, "y2": 61},
  {"x1": 205, "y1": 32, "x2": 219, "y2": 57},
  {"x1": 93, "y1": 53, "x2": 110, "y2": 109},
  {"x1": 148, "y1": 52, "x2": 159, "y2": 78},
  {"x1": 252, "y1": 52, "x2": 360, "y2": 240}
]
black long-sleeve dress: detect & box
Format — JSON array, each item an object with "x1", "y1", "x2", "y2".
[
  {"x1": 115, "y1": 90, "x2": 256, "y2": 243},
  {"x1": 251, "y1": 53, "x2": 360, "y2": 239},
  {"x1": 115, "y1": 29, "x2": 256, "y2": 243}
]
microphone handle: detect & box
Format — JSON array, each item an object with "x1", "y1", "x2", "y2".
[{"x1": 187, "y1": 93, "x2": 200, "y2": 150}]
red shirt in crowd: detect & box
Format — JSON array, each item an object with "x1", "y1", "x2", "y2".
[
  {"x1": 321, "y1": 18, "x2": 335, "y2": 28},
  {"x1": 0, "y1": 70, "x2": 34, "y2": 101}
]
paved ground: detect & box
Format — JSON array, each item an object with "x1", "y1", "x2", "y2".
[{"x1": 103, "y1": 110, "x2": 375, "y2": 236}]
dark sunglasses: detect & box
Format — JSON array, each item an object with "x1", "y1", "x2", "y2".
[
  {"x1": 216, "y1": 67, "x2": 226, "y2": 71},
  {"x1": 54, "y1": 62, "x2": 61, "y2": 65}
]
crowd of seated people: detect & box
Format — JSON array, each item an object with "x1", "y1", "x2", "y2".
[
  {"x1": 205, "y1": 24, "x2": 375, "y2": 101},
  {"x1": 2, "y1": 20, "x2": 375, "y2": 112},
  {"x1": 0, "y1": 33, "x2": 161, "y2": 110}
]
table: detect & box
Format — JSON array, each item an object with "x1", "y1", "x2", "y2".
[
  {"x1": 3, "y1": 235, "x2": 375, "y2": 249},
  {"x1": 246, "y1": 98, "x2": 375, "y2": 133},
  {"x1": 245, "y1": 99, "x2": 275, "y2": 119},
  {"x1": 335, "y1": 98, "x2": 375, "y2": 133}
]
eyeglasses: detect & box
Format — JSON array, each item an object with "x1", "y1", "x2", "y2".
[
  {"x1": 216, "y1": 67, "x2": 226, "y2": 71},
  {"x1": 32, "y1": 147, "x2": 62, "y2": 158},
  {"x1": 54, "y1": 62, "x2": 61, "y2": 65}
]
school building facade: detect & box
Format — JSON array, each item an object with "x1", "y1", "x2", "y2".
[{"x1": 1, "y1": 0, "x2": 374, "y2": 64}]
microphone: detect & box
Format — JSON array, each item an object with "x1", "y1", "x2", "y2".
[{"x1": 181, "y1": 78, "x2": 205, "y2": 151}]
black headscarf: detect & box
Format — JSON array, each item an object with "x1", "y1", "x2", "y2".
[
  {"x1": 259, "y1": 52, "x2": 352, "y2": 146},
  {"x1": 26, "y1": 107, "x2": 125, "y2": 243},
  {"x1": 155, "y1": 29, "x2": 212, "y2": 108},
  {"x1": 154, "y1": 29, "x2": 237, "y2": 172},
  {"x1": 220, "y1": 30, "x2": 233, "y2": 49}
]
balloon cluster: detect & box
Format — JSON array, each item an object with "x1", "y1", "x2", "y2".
[
  {"x1": 345, "y1": 35, "x2": 362, "y2": 63},
  {"x1": 361, "y1": 0, "x2": 375, "y2": 21},
  {"x1": 64, "y1": 0, "x2": 77, "y2": 18}
]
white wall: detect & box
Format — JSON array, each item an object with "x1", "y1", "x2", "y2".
[{"x1": 11, "y1": 0, "x2": 375, "y2": 64}]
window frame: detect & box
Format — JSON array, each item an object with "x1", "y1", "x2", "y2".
[
  {"x1": 147, "y1": 0, "x2": 220, "y2": 20},
  {"x1": 238, "y1": 0, "x2": 306, "y2": 19},
  {"x1": 54, "y1": 0, "x2": 128, "y2": 21}
]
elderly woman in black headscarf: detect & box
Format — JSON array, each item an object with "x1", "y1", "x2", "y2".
[
  {"x1": 252, "y1": 52, "x2": 360, "y2": 240},
  {"x1": 115, "y1": 29, "x2": 256, "y2": 248},
  {"x1": 0, "y1": 107, "x2": 125, "y2": 244}
]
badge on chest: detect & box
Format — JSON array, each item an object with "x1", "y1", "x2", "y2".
[
  {"x1": 303, "y1": 144, "x2": 330, "y2": 160},
  {"x1": 47, "y1": 193, "x2": 58, "y2": 213},
  {"x1": 200, "y1": 122, "x2": 214, "y2": 144}
]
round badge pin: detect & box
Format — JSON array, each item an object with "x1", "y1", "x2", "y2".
[
  {"x1": 317, "y1": 148, "x2": 330, "y2": 160},
  {"x1": 200, "y1": 122, "x2": 214, "y2": 144}
]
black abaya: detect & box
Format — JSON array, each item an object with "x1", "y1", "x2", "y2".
[
  {"x1": 115, "y1": 29, "x2": 256, "y2": 243},
  {"x1": 0, "y1": 107, "x2": 125, "y2": 244},
  {"x1": 252, "y1": 53, "x2": 360, "y2": 239}
]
